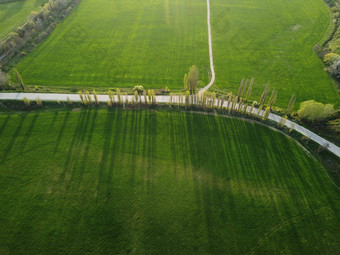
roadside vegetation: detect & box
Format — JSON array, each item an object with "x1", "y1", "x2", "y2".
[
  {"x1": 0, "y1": 0, "x2": 80, "y2": 68},
  {"x1": 0, "y1": 0, "x2": 48, "y2": 38}
]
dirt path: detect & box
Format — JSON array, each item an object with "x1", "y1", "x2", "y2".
[{"x1": 199, "y1": 0, "x2": 215, "y2": 95}]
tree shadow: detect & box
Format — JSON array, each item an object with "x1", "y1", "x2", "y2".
[
  {"x1": 20, "y1": 113, "x2": 39, "y2": 154},
  {"x1": 58, "y1": 110, "x2": 91, "y2": 191},
  {"x1": 54, "y1": 111, "x2": 70, "y2": 154},
  {"x1": 0, "y1": 114, "x2": 10, "y2": 136},
  {"x1": 1, "y1": 114, "x2": 26, "y2": 163}
]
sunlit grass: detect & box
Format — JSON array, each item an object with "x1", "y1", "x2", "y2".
[
  {"x1": 211, "y1": 0, "x2": 340, "y2": 107},
  {"x1": 16, "y1": 0, "x2": 209, "y2": 89}
]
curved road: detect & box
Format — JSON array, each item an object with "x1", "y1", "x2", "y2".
[
  {"x1": 199, "y1": 0, "x2": 215, "y2": 95},
  {"x1": 0, "y1": 92, "x2": 339, "y2": 158}
]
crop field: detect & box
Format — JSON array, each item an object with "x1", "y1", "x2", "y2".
[
  {"x1": 15, "y1": 0, "x2": 210, "y2": 89},
  {"x1": 211, "y1": 0, "x2": 340, "y2": 107},
  {"x1": 0, "y1": 109, "x2": 339, "y2": 254},
  {"x1": 0, "y1": 0, "x2": 48, "y2": 39}
]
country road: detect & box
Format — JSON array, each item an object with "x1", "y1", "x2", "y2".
[{"x1": 199, "y1": 0, "x2": 215, "y2": 95}]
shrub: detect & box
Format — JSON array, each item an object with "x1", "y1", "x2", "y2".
[
  {"x1": 324, "y1": 53, "x2": 340, "y2": 65},
  {"x1": 330, "y1": 59, "x2": 340, "y2": 79},
  {"x1": 70, "y1": 86, "x2": 78, "y2": 92},
  {"x1": 297, "y1": 100, "x2": 336, "y2": 121},
  {"x1": 133, "y1": 85, "x2": 144, "y2": 94},
  {"x1": 0, "y1": 70, "x2": 10, "y2": 89}
]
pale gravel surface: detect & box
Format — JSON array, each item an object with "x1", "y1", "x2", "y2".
[{"x1": 199, "y1": 0, "x2": 215, "y2": 95}]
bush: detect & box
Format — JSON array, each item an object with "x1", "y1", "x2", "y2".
[
  {"x1": 297, "y1": 100, "x2": 336, "y2": 121},
  {"x1": 133, "y1": 85, "x2": 144, "y2": 94},
  {"x1": 330, "y1": 59, "x2": 340, "y2": 79},
  {"x1": 70, "y1": 86, "x2": 78, "y2": 92},
  {"x1": 0, "y1": 70, "x2": 10, "y2": 89},
  {"x1": 324, "y1": 53, "x2": 340, "y2": 65}
]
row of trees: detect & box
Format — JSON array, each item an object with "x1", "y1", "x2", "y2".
[
  {"x1": 0, "y1": 0, "x2": 80, "y2": 67},
  {"x1": 78, "y1": 89, "x2": 157, "y2": 106}
]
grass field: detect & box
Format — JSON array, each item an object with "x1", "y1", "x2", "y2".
[
  {"x1": 211, "y1": 0, "x2": 340, "y2": 107},
  {"x1": 0, "y1": 109, "x2": 339, "y2": 254},
  {"x1": 14, "y1": 0, "x2": 340, "y2": 107},
  {"x1": 15, "y1": 0, "x2": 210, "y2": 89},
  {"x1": 0, "y1": 0, "x2": 48, "y2": 39}
]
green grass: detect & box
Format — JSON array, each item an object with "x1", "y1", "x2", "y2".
[
  {"x1": 211, "y1": 0, "x2": 340, "y2": 107},
  {"x1": 16, "y1": 0, "x2": 209, "y2": 90},
  {"x1": 0, "y1": 0, "x2": 48, "y2": 39},
  {"x1": 0, "y1": 109, "x2": 339, "y2": 254}
]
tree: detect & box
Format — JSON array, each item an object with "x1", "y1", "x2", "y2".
[
  {"x1": 297, "y1": 100, "x2": 336, "y2": 121},
  {"x1": 133, "y1": 85, "x2": 144, "y2": 94},
  {"x1": 324, "y1": 53, "x2": 340, "y2": 65},
  {"x1": 23, "y1": 97, "x2": 30, "y2": 107},
  {"x1": 263, "y1": 106, "x2": 270, "y2": 120},
  {"x1": 92, "y1": 90, "x2": 98, "y2": 105},
  {"x1": 285, "y1": 94, "x2": 296, "y2": 115},
  {"x1": 245, "y1": 78, "x2": 254, "y2": 101},
  {"x1": 0, "y1": 70, "x2": 10, "y2": 90},
  {"x1": 330, "y1": 59, "x2": 340, "y2": 79},
  {"x1": 14, "y1": 68, "x2": 24, "y2": 90},
  {"x1": 183, "y1": 74, "x2": 188, "y2": 90},
  {"x1": 188, "y1": 65, "x2": 199, "y2": 94}
]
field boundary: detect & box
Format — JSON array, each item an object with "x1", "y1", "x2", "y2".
[{"x1": 0, "y1": 92, "x2": 339, "y2": 158}]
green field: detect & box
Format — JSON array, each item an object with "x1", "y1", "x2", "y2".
[
  {"x1": 15, "y1": 0, "x2": 210, "y2": 89},
  {"x1": 0, "y1": 0, "x2": 47, "y2": 39},
  {"x1": 0, "y1": 109, "x2": 339, "y2": 254},
  {"x1": 211, "y1": 0, "x2": 340, "y2": 107},
  {"x1": 15, "y1": 0, "x2": 340, "y2": 107}
]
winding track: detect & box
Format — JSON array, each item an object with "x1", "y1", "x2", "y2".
[
  {"x1": 0, "y1": 92, "x2": 339, "y2": 158},
  {"x1": 199, "y1": 0, "x2": 215, "y2": 95}
]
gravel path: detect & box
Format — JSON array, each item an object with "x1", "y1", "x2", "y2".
[
  {"x1": 1, "y1": 92, "x2": 339, "y2": 158},
  {"x1": 199, "y1": 0, "x2": 215, "y2": 95}
]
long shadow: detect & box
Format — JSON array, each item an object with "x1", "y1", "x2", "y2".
[
  {"x1": 1, "y1": 114, "x2": 26, "y2": 163},
  {"x1": 97, "y1": 109, "x2": 116, "y2": 199},
  {"x1": 185, "y1": 113, "x2": 221, "y2": 253},
  {"x1": 49, "y1": 111, "x2": 59, "y2": 132},
  {"x1": 58, "y1": 110, "x2": 90, "y2": 189},
  {"x1": 76, "y1": 109, "x2": 98, "y2": 191},
  {"x1": 0, "y1": 115, "x2": 10, "y2": 137},
  {"x1": 106, "y1": 109, "x2": 124, "y2": 198},
  {"x1": 65, "y1": 110, "x2": 92, "y2": 191},
  {"x1": 168, "y1": 112, "x2": 178, "y2": 177},
  {"x1": 127, "y1": 110, "x2": 144, "y2": 190},
  {"x1": 20, "y1": 113, "x2": 39, "y2": 153},
  {"x1": 54, "y1": 111, "x2": 70, "y2": 153},
  {"x1": 144, "y1": 111, "x2": 157, "y2": 196}
]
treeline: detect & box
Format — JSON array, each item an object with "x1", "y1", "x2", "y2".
[
  {"x1": 0, "y1": 0, "x2": 80, "y2": 68},
  {"x1": 317, "y1": 0, "x2": 340, "y2": 83}
]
